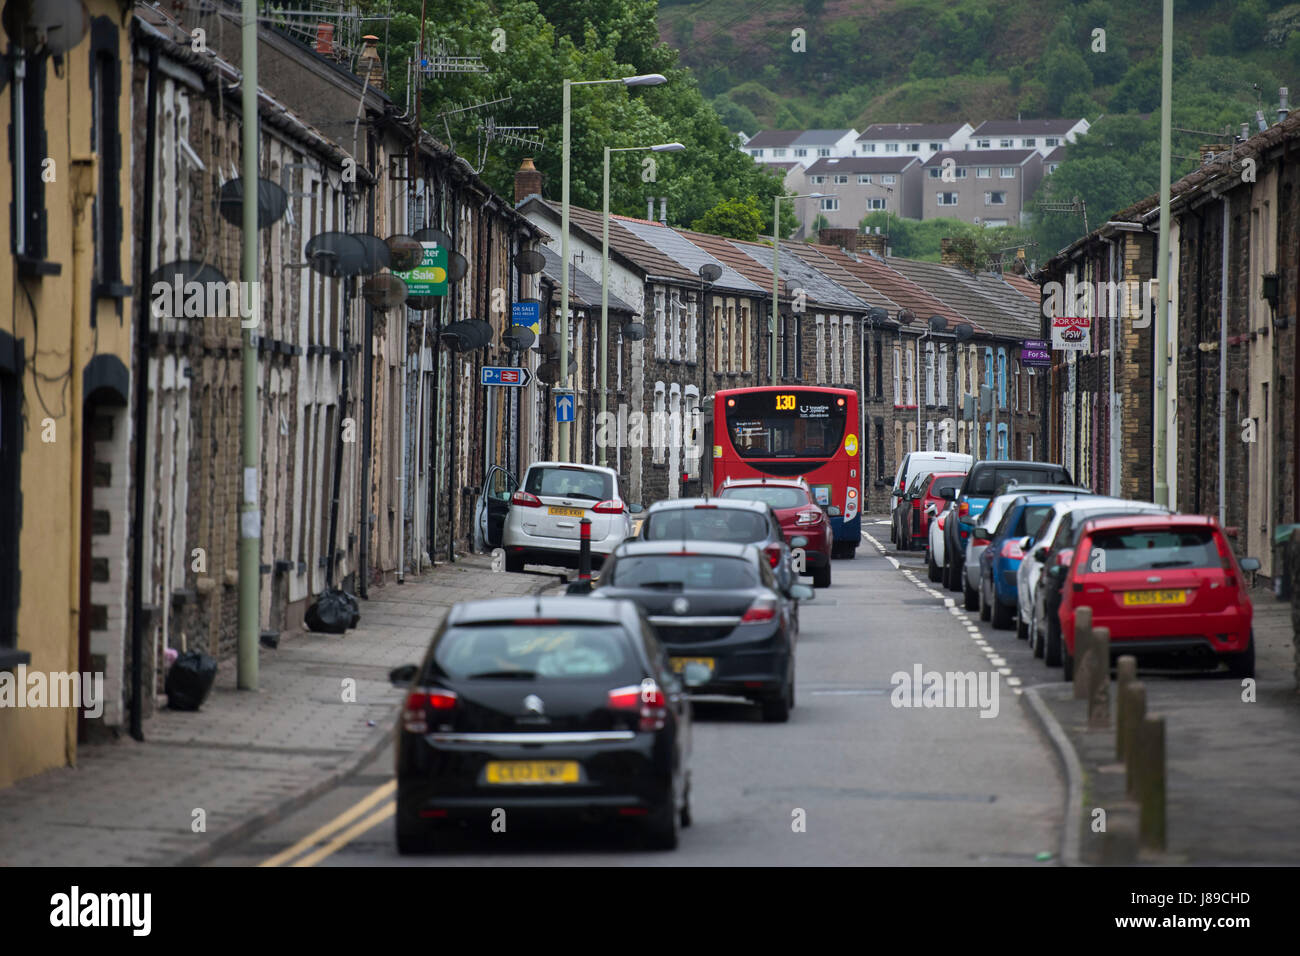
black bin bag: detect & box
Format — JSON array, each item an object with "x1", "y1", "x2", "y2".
[
  {"x1": 304, "y1": 587, "x2": 360, "y2": 633},
  {"x1": 166, "y1": 652, "x2": 218, "y2": 711}
]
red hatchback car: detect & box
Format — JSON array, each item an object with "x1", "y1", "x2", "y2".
[
  {"x1": 906, "y1": 472, "x2": 965, "y2": 550},
  {"x1": 1057, "y1": 515, "x2": 1261, "y2": 679},
  {"x1": 717, "y1": 477, "x2": 835, "y2": 589}
]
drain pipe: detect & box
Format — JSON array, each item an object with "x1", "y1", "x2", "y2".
[
  {"x1": 1219, "y1": 194, "x2": 1229, "y2": 526},
  {"x1": 1106, "y1": 237, "x2": 1118, "y2": 495},
  {"x1": 129, "y1": 46, "x2": 160, "y2": 741}
]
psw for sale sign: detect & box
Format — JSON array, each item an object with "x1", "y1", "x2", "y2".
[{"x1": 1050, "y1": 315, "x2": 1091, "y2": 351}]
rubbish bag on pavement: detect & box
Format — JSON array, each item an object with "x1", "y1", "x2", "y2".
[
  {"x1": 165, "y1": 652, "x2": 218, "y2": 711},
  {"x1": 304, "y1": 587, "x2": 360, "y2": 633}
]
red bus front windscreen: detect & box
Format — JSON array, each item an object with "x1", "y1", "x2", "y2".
[{"x1": 724, "y1": 390, "x2": 847, "y2": 459}]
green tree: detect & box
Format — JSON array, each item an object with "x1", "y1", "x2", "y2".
[
  {"x1": 691, "y1": 196, "x2": 765, "y2": 241},
  {"x1": 1043, "y1": 48, "x2": 1093, "y2": 114},
  {"x1": 1230, "y1": 1, "x2": 1268, "y2": 51}
]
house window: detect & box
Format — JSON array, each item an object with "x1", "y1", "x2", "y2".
[
  {"x1": 925, "y1": 421, "x2": 935, "y2": 451},
  {"x1": 938, "y1": 346, "x2": 948, "y2": 406},
  {"x1": 773, "y1": 148, "x2": 786, "y2": 157},
  {"x1": 834, "y1": 175, "x2": 849, "y2": 184},
  {"x1": 873, "y1": 335, "x2": 883, "y2": 398},
  {"x1": 815, "y1": 316, "x2": 826, "y2": 381},
  {"x1": 653, "y1": 384, "x2": 667, "y2": 464},
  {"x1": 875, "y1": 421, "x2": 885, "y2": 480},
  {"x1": 866, "y1": 198, "x2": 887, "y2": 210},
  {"x1": 864, "y1": 143, "x2": 876, "y2": 153},
  {"x1": 997, "y1": 423, "x2": 1008, "y2": 460},
  {"x1": 1027, "y1": 367, "x2": 1034, "y2": 413},
  {"x1": 858, "y1": 174, "x2": 873, "y2": 184},
  {"x1": 904, "y1": 344, "x2": 915, "y2": 405},
  {"x1": 985, "y1": 191, "x2": 1007, "y2": 205},
  {"x1": 929, "y1": 142, "x2": 943, "y2": 151},
  {"x1": 932, "y1": 169, "x2": 966, "y2": 180},
  {"x1": 936, "y1": 192, "x2": 959, "y2": 206},
  {"x1": 714, "y1": 304, "x2": 725, "y2": 370},
  {"x1": 1047, "y1": 163, "x2": 1060, "y2": 174},
  {"x1": 1022, "y1": 138, "x2": 1036, "y2": 147},
  {"x1": 92, "y1": 21, "x2": 125, "y2": 295},
  {"x1": 928, "y1": 168, "x2": 941, "y2": 179},
  {"x1": 1014, "y1": 362, "x2": 1021, "y2": 411},
  {"x1": 741, "y1": 306, "x2": 751, "y2": 370},
  {"x1": 908, "y1": 143, "x2": 920, "y2": 152},
  {"x1": 976, "y1": 167, "x2": 991, "y2": 178},
  {"x1": 892, "y1": 345, "x2": 901, "y2": 405},
  {"x1": 654, "y1": 289, "x2": 667, "y2": 359},
  {"x1": 11, "y1": 53, "x2": 50, "y2": 264},
  {"x1": 795, "y1": 148, "x2": 807, "y2": 157},
  {"x1": 999, "y1": 138, "x2": 1012, "y2": 148},
  {"x1": 885, "y1": 143, "x2": 899, "y2": 153},
  {"x1": 1045, "y1": 137, "x2": 1060, "y2": 147},
  {"x1": 819, "y1": 198, "x2": 839, "y2": 211},
  {"x1": 1026, "y1": 434, "x2": 1035, "y2": 461},
  {"x1": 687, "y1": 295, "x2": 698, "y2": 363},
  {"x1": 842, "y1": 317, "x2": 852, "y2": 381},
  {"x1": 1000, "y1": 167, "x2": 1016, "y2": 178},
  {"x1": 810, "y1": 175, "x2": 826, "y2": 184},
  {"x1": 925, "y1": 341, "x2": 935, "y2": 405},
  {"x1": 997, "y1": 349, "x2": 1007, "y2": 408},
  {"x1": 975, "y1": 138, "x2": 991, "y2": 148},
  {"x1": 881, "y1": 175, "x2": 896, "y2": 185},
  {"x1": 750, "y1": 149, "x2": 763, "y2": 157}
]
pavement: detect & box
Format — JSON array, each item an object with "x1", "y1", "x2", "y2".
[
  {"x1": 1023, "y1": 586, "x2": 1300, "y2": 865},
  {"x1": 0, "y1": 555, "x2": 555, "y2": 867}
]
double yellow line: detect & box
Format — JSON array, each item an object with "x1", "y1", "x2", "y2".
[{"x1": 260, "y1": 780, "x2": 396, "y2": 867}]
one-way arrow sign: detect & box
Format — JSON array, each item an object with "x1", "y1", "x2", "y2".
[
  {"x1": 555, "y1": 391, "x2": 575, "y2": 423},
  {"x1": 481, "y1": 366, "x2": 532, "y2": 388}
]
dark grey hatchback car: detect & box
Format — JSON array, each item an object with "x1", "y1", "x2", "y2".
[
  {"x1": 590, "y1": 539, "x2": 813, "y2": 723},
  {"x1": 389, "y1": 596, "x2": 692, "y2": 854}
]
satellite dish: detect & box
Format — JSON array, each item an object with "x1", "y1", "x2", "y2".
[
  {"x1": 514, "y1": 249, "x2": 545, "y2": 275},
  {"x1": 536, "y1": 361, "x2": 560, "y2": 384},
  {"x1": 446, "y1": 251, "x2": 469, "y2": 284},
  {"x1": 350, "y1": 234, "x2": 392, "y2": 275},
  {"x1": 928, "y1": 314, "x2": 949, "y2": 333},
  {"x1": 147, "y1": 260, "x2": 232, "y2": 319},
  {"x1": 622, "y1": 322, "x2": 647, "y2": 342},
  {"x1": 867, "y1": 307, "x2": 890, "y2": 323},
  {"x1": 897, "y1": 309, "x2": 916, "y2": 325},
  {"x1": 414, "y1": 227, "x2": 452, "y2": 248},
  {"x1": 3, "y1": 0, "x2": 89, "y2": 54},
  {"x1": 954, "y1": 322, "x2": 975, "y2": 343},
  {"x1": 305, "y1": 232, "x2": 367, "y2": 278},
  {"x1": 537, "y1": 332, "x2": 562, "y2": 354},
  {"x1": 405, "y1": 295, "x2": 439, "y2": 311},
  {"x1": 362, "y1": 274, "x2": 409, "y2": 311},
  {"x1": 218, "y1": 178, "x2": 289, "y2": 229},
  {"x1": 440, "y1": 319, "x2": 493, "y2": 352},
  {"x1": 698, "y1": 263, "x2": 723, "y2": 283},
  {"x1": 502, "y1": 325, "x2": 536, "y2": 350},
  {"x1": 386, "y1": 234, "x2": 423, "y2": 272}
]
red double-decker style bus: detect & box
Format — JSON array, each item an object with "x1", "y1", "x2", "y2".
[{"x1": 701, "y1": 386, "x2": 862, "y2": 558}]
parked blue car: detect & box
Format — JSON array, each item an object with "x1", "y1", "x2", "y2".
[{"x1": 977, "y1": 492, "x2": 1093, "y2": 630}]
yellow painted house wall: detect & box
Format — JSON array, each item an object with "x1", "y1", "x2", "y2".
[{"x1": 0, "y1": 1, "x2": 135, "y2": 789}]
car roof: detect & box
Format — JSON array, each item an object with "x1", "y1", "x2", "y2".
[
  {"x1": 720, "y1": 478, "x2": 808, "y2": 490},
  {"x1": 970, "y1": 460, "x2": 1064, "y2": 470},
  {"x1": 645, "y1": 496, "x2": 770, "y2": 514},
  {"x1": 1018, "y1": 493, "x2": 1089, "y2": 505},
  {"x1": 524, "y1": 461, "x2": 618, "y2": 477},
  {"x1": 446, "y1": 595, "x2": 639, "y2": 628},
  {"x1": 1080, "y1": 514, "x2": 1214, "y2": 534},
  {"x1": 614, "y1": 539, "x2": 762, "y2": 560}
]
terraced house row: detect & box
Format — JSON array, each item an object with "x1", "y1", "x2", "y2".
[{"x1": 0, "y1": 1, "x2": 1049, "y2": 790}]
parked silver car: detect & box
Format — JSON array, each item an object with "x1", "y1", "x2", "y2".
[{"x1": 501, "y1": 462, "x2": 633, "y2": 572}]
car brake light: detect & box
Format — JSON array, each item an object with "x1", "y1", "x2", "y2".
[
  {"x1": 1001, "y1": 538, "x2": 1023, "y2": 559},
  {"x1": 796, "y1": 509, "x2": 821, "y2": 526},
  {"x1": 510, "y1": 490, "x2": 541, "y2": 508},
  {"x1": 401, "y1": 688, "x2": 458, "y2": 733},
  {"x1": 592, "y1": 499, "x2": 624, "y2": 514},
  {"x1": 608, "y1": 683, "x2": 667, "y2": 731},
  {"x1": 764, "y1": 544, "x2": 782, "y2": 567},
  {"x1": 937, "y1": 515, "x2": 946, "y2": 530},
  {"x1": 958, "y1": 501, "x2": 969, "y2": 517},
  {"x1": 973, "y1": 536, "x2": 990, "y2": 547},
  {"x1": 694, "y1": 504, "x2": 717, "y2": 509},
  {"x1": 1213, "y1": 534, "x2": 1239, "y2": 587},
  {"x1": 741, "y1": 596, "x2": 778, "y2": 623}
]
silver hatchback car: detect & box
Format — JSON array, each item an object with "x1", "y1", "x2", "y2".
[{"x1": 501, "y1": 462, "x2": 632, "y2": 572}]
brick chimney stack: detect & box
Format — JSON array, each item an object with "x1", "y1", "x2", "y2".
[
  {"x1": 357, "y1": 35, "x2": 384, "y2": 89},
  {"x1": 940, "y1": 237, "x2": 962, "y2": 268},
  {"x1": 858, "y1": 228, "x2": 887, "y2": 257},
  {"x1": 514, "y1": 158, "x2": 542, "y2": 202},
  {"x1": 818, "y1": 227, "x2": 858, "y2": 250}
]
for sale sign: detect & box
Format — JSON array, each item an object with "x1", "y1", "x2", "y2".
[{"x1": 1050, "y1": 315, "x2": 1090, "y2": 351}]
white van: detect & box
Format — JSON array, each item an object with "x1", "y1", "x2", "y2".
[{"x1": 890, "y1": 451, "x2": 973, "y2": 540}]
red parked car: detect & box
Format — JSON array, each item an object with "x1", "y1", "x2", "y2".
[
  {"x1": 717, "y1": 477, "x2": 835, "y2": 589},
  {"x1": 1057, "y1": 515, "x2": 1261, "y2": 680},
  {"x1": 897, "y1": 472, "x2": 965, "y2": 551}
]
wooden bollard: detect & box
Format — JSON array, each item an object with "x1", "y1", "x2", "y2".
[
  {"x1": 1136, "y1": 714, "x2": 1166, "y2": 851},
  {"x1": 1088, "y1": 626, "x2": 1111, "y2": 729},
  {"x1": 1123, "y1": 681, "x2": 1147, "y2": 797},
  {"x1": 1072, "y1": 605, "x2": 1094, "y2": 699},
  {"x1": 1101, "y1": 803, "x2": 1139, "y2": 865},
  {"x1": 1116, "y1": 655, "x2": 1137, "y2": 759}
]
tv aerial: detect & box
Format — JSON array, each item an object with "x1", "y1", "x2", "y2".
[
  {"x1": 474, "y1": 116, "x2": 546, "y2": 172},
  {"x1": 436, "y1": 97, "x2": 511, "y2": 155},
  {"x1": 417, "y1": 36, "x2": 487, "y2": 78}
]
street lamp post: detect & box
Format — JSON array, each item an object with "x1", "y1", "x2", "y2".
[
  {"x1": 560, "y1": 73, "x2": 666, "y2": 462},
  {"x1": 600, "y1": 142, "x2": 684, "y2": 467},
  {"x1": 770, "y1": 193, "x2": 828, "y2": 384}
]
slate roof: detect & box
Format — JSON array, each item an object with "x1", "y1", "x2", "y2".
[
  {"x1": 731, "y1": 239, "x2": 871, "y2": 312},
  {"x1": 781, "y1": 244, "x2": 900, "y2": 315},
  {"x1": 821, "y1": 247, "x2": 978, "y2": 334},
  {"x1": 857, "y1": 122, "x2": 968, "y2": 141},
  {"x1": 804, "y1": 156, "x2": 921, "y2": 174},
  {"x1": 551, "y1": 202, "x2": 698, "y2": 282},
  {"x1": 883, "y1": 256, "x2": 1038, "y2": 340},
  {"x1": 972, "y1": 118, "x2": 1084, "y2": 137},
  {"x1": 615, "y1": 219, "x2": 764, "y2": 294},
  {"x1": 922, "y1": 149, "x2": 1039, "y2": 168}
]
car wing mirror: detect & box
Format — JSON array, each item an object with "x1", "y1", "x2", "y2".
[
  {"x1": 1240, "y1": 556, "x2": 1261, "y2": 572},
  {"x1": 1033, "y1": 547, "x2": 1048, "y2": 563},
  {"x1": 628, "y1": 502, "x2": 645, "y2": 514},
  {"x1": 925, "y1": 504, "x2": 938, "y2": 516},
  {"x1": 389, "y1": 664, "x2": 418, "y2": 686},
  {"x1": 1018, "y1": 536, "x2": 1033, "y2": 551},
  {"x1": 789, "y1": 583, "x2": 815, "y2": 601}
]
